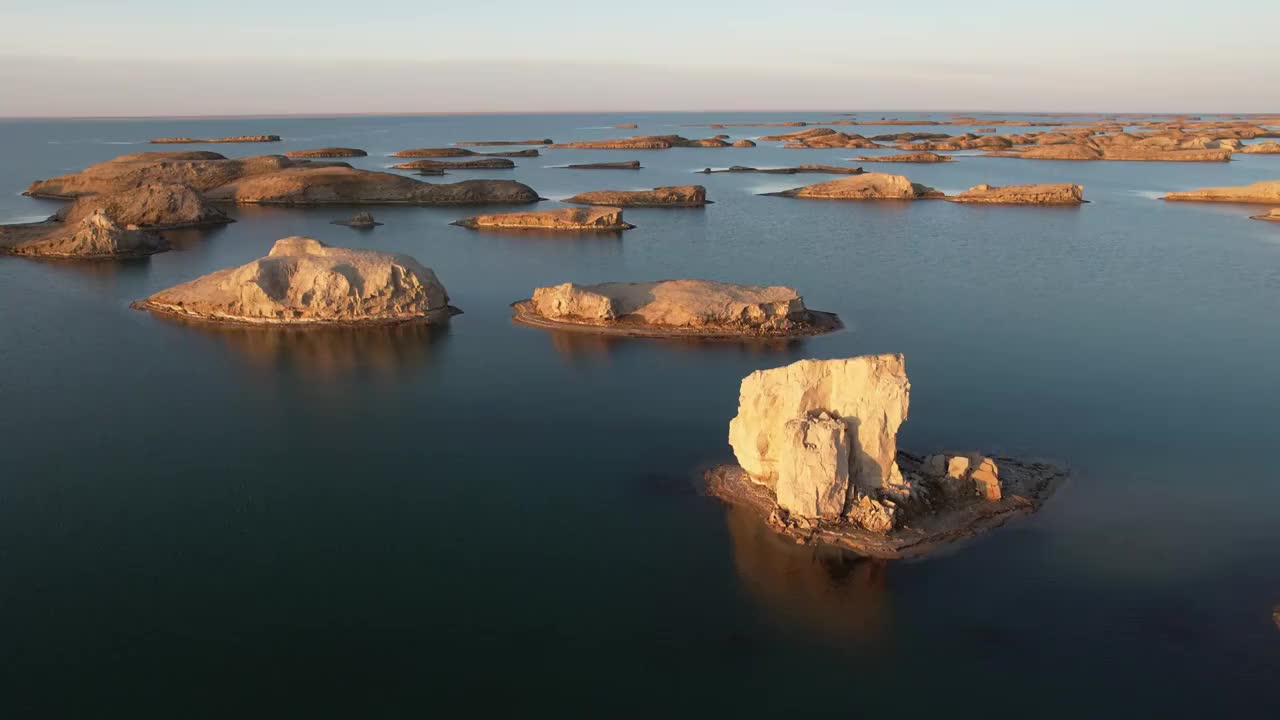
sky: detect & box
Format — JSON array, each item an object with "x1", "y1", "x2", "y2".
[{"x1": 1, "y1": 0, "x2": 1277, "y2": 117}]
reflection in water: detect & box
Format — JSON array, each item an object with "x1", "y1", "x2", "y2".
[
  {"x1": 160, "y1": 222, "x2": 233, "y2": 251},
  {"x1": 545, "y1": 329, "x2": 804, "y2": 365},
  {"x1": 154, "y1": 316, "x2": 451, "y2": 379},
  {"x1": 724, "y1": 506, "x2": 890, "y2": 646}
]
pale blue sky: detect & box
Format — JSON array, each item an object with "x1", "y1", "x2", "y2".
[{"x1": 2, "y1": 0, "x2": 1276, "y2": 116}]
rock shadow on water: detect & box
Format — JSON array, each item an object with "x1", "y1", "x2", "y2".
[
  {"x1": 724, "y1": 504, "x2": 891, "y2": 646},
  {"x1": 148, "y1": 314, "x2": 452, "y2": 379},
  {"x1": 540, "y1": 327, "x2": 807, "y2": 366}
]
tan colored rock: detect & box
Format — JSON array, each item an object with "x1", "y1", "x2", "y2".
[
  {"x1": 699, "y1": 165, "x2": 862, "y2": 175},
  {"x1": 393, "y1": 148, "x2": 474, "y2": 157},
  {"x1": 150, "y1": 135, "x2": 280, "y2": 144},
  {"x1": 950, "y1": 183, "x2": 1085, "y2": 205},
  {"x1": 1162, "y1": 181, "x2": 1280, "y2": 203},
  {"x1": 563, "y1": 185, "x2": 707, "y2": 207},
  {"x1": 452, "y1": 207, "x2": 634, "y2": 232},
  {"x1": 732, "y1": 139, "x2": 757, "y2": 147},
  {"x1": 390, "y1": 158, "x2": 515, "y2": 170},
  {"x1": 855, "y1": 152, "x2": 954, "y2": 163},
  {"x1": 204, "y1": 166, "x2": 540, "y2": 206},
  {"x1": 846, "y1": 492, "x2": 897, "y2": 534},
  {"x1": 53, "y1": 183, "x2": 231, "y2": 229},
  {"x1": 2, "y1": 209, "x2": 166, "y2": 259},
  {"x1": 1250, "y1": 208, "x2": 1280, "y2": 222},
  {"x1": 728, "y1": 355, "x2": 911, "y2": 503},
  {"x1": 548, "y1": 135, "x2": 690, "y2": 150},
  {"x1": 987, "y1": 144, "x2": 1102, "y2": 161},
  {"x1": 614, "y1": 124, "x2": 638, "y2": 129},
  {"x1": 561, "y1": 161, "x2": 642, "y2": 170},
  {"x1": 284, "y1": 147, "x2": 367, "y2": 158},
  {"x1": 1102, "y1": 147, "x2": 1233, "y2": 162},
  {"x1": 1241, "y1": 143, "x2": 1280, "y2": 154},
  {"x1": 455, "y1": 139, "x2": 552, "y2": 146},
  {"x1": 24, "y1": 152, "x2": 303, "y2": 198},
  {"x1": 132, "y1": 236, "x2": 453, "y2": 325},
  {"x1": 769, "y1": 173, "x2": 940, "y2": 200},
  {"x1": 523, "y1": 279, "x2": 837, "y2": 337},
  {"x1": 924, "y1": 453, "x2": 1001, "y2": 501},
  {"x1": 684, "y1": 137, "x2": 732, "y2": 148},
  {"x1": 776, "y1": 412, "x2": 851, "y2": 520}
]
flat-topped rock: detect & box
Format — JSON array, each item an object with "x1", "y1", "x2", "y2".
[
  {"x1": 855, "y1": 152, "x2": 954, "y2": 163},
  {"x1": 705, "y1": 355, "x2": 1066, "y2": 559},
  {"x1": 1240, "y1": 143, "x2": 1280, "y2": 154},
  {"x1": 561, "y1": 161, "x2": 642, "y2": 170},
  {"x1": 203, "y1": 166, "x2": 540, "y2": 205},
  {"x1": 988, "y1": 144, "x2": 1233, "y2": 162},
  {"x1": 392, "y1": 148, "x2": 475, "y2": 157},
  {"x1": 1162, "y1": 180, "x2": 1280, "y2": 203},
  {"x1": 767, "y1": 173, "x2": 940, "y2": 200},
  {"x1": 132, "y1": 236, "x2": 455, "y2": 326},
  {"x1": 284, "y1": 147, "x2": 367, "y2": 158},
  {"x1": 53, "y1": 182, "x2": 231, "y2": 229},
  {"x1": 1250, "y1": 208, "x2": 1280, "y2": 222},
  {"x1": 2, "y1": 209, "x2": 166, "y2": 260},
  {"x1": 332, "y1": 211, "x2": 382, "y2": 228},
  {"x1": 548, "y1": 135, "x2": 690, "y2": 150},
  {"x1": 732, "y1": 139, "x2": 757, "y2": 147},
  {"x1": 150, "y1": 135, "x2": 280, "y2": 144},
  {"x1": 455, "y1": 139, "x2": 551, "y2": 146},
  {"x1": 24, "y1": 152, "x2": 305, "y2": 198},
  {"x1": 614, "y1": 124, "x2": 639, "y2": 129},
  {"x1": 512, "y1": 280, "x2": 841, "y2": 338},
  {"x1": 949, "y1": 183, "x2": 1085, "y2": 205},
  {"x1": 563, "y1": 185, "x2": 707, "y2": 207},
  {"x1": 390, "y1": 158, "x2": 515, "y2": 170},
  {"x1": 452, "y1": 207, "x2": 633, "y2": 232},
  {"x1": 699, "y1": 165, "x2": 863, "y2": 175}
]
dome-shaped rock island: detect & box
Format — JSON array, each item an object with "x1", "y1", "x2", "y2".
[
  {"x1": 131, "y1": 237, "x2": 457, "y2": 326},
  {"x1": 452, "y1": 207, "x2": 634, "y2": 232},
  {"x1": 766, "y1": 173, "x2": 942, "y2": 200},
  {"x1": 511, "y1": 280, "x2": 841, "y2": 338},
  {"x1": 563, "y1": 185, "x2": 708, "y2": 207},
  {"x1": 705, "y1": 354, "x2": 1066, "y2": 559}
]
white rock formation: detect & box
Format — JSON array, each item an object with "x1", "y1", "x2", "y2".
[
  {"x1": 133, "y1": 236, "x2": 452, "y2": 325},
  {"x1": 727, "y1": 355, "x2": 911, "y2": 524}
]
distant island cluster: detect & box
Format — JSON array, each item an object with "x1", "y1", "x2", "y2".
[{"x1": 2, "y1": 111, "x2": 1277, "y2": 556}]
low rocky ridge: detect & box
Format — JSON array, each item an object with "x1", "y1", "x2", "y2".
[
  {"x1": 53, "y1": 183, "x2": 231, "y2": 229},
  {"x1": 1251, "y1": 208, "x2": 1280, "y2": 222},
  {"x1": 392, "y1": 148, "x2": 538, "y2": 158},
  {"x1": 25, "y1": 152, "x2": 305, "y2": 198},
  {"x1": 699, "y1": 165, "x2": 863, "y2": 175},
  {"x1": 561, "y1": 161, "x2": 642, "y2": 170},
  {"x1": 1162, "y1": 180, "x2": 1280, "y2": 203},
  {"x1": 513, "y1": 280, "x2": 841, "y2": 338},
  {"x1": 150, "y1": 135, "x2": 280, "y2": 144},
  {"x1": 203, "y1": 166, "x2": 540, "y2": 205},
  {"x1": 949, "y1": 183, "x2": 1086, "y2": 205},
  {"x1": 563, "y1": 185, "x2": 707, "y2": 207},
  {"x1": 1240, "y1": 143, "x2": 1280, "y2": 154},
  {"x1": 705, "y1": 355, "x2": 1065, "y2": 559},
  {"x1": 547, "y1": 135, "x2": 732, "y2": 150},
  {"x1": 284, "y1": 148, "x2": 367, "y2": 158},
  {"x1": 452, "y1": 207, "x2": 633, "y2": 232},
  {"x1": 767, "y1": 173, "x2": 941, "y2": 200},
  {"x1": 854, "y1": 152, "x2": 954, "y2": 163},
  {"x1": 455, "y1": 139, "x2": 552, "y2": 146},
  {"x1": 1, "y1": 209, "x2": 167, "y2": 259},
  {"x1": 132, "y1": 236, "x2": 455, "y2": 325},
  {"x1": 390, "y1": 158, "x2": 515, "y2": 170}
]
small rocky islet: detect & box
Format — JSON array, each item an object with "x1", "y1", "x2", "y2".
[
  {"x1": 699, "y1": 165, "x2": 863, "y2": 175},
  {"x1": 284, "y1": 147, "x2": 368, "y2": 158},
  {"x1": 132, "y1": 236, "x2": 457, "y2": 326},
  {"x1": 452, "y1": 207, "x2": 634, "y2": 232},
  {"x1": 705, "y1": 354, "x2": 1066, "y2": 559},
  {"x1": 563, "y1": 185, "x2": 708, "y2": 207},
  {"x1": 511, "y1": 280, "x2": 841, "y2": 339},
  {"x1": 150, "y1": 135, "x2": 280, "y2": 144}
]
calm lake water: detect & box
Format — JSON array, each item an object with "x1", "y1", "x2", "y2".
[{"x1": 0, "y1": 112, "x2": 1277, "y2": 716}]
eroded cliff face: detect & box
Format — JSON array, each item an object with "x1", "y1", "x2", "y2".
[
  {"x1": 133, "y1": 237, "x2": 453, "y2": 325},
  {"x1": 950, "y1": 183, "x2": 1085, "y2": 205},
  {"x1": 2, "y1": 209, "x2": 166, "y2": 259}
]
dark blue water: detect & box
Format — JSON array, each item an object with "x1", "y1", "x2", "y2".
[{"x1": 1, "y1": 113, "x2": 1277, "y2": 717}]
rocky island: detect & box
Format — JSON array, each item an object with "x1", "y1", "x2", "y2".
[
  {"x1": 699, "y1": 165, "x2": 863, "y2": 175},
  {"x1": 25, "y1": 151, "x2": 301, "y2": 198},
  {"x1": 451, "y1": 207, "x2": 634, "y2": 232},
  {"x1": 132, "y1": 236, "x2": 456, "y2": 326},
  {"x1": 560, "y1": 161, "x2": 643, "y2": 170},
  {"x1": 150, "y1": 135, "x2": 280, "y2": 144},
  {"x1": 1, "y1": 209, "x2": 167, "y2": 260},
  {"x1": 704, "y1": 354, "x2": 1065, "y2": 559},
  {"x1": 512, "y1": 280, "x2": 841, "y2": 338},
  {"x1": 949, "y1": 183, "x2": 1086, "y2": 205},
  {"x1": 766, "y1": 173, "x2": 941, "y2": 200},
  {"x1": 548, "y1": 135, "x2": 703, "y2": 150},
  {"x1": 455, "y1": 139, "x2": 552, "y2": 146},
  {"x1": 392, "y1": 148, "x2": 539, "y2": 158},
  {"x1": 854, "y1": 152, "x2": 954, "y2": 163},
  {"x1": 284, "y1": 148, "x2": 367, "y2": 158},
  {"x1": 52, "y1": 182, "x2": 232, "y2": 229},
  {"x1": 332, "y1": 212, "x2": 382, "y2": 228},
  {"x1": 1251, "y1": 208, "x2": 1280, "y2": 222},
  {"x1": 390, "y1": 158, "x2": 516, "y2": 170},
  {"x1": 203, "y1": 166, "x2": 540, "y2": 206},
  {"x1": 1162, "y1": 180, "x2": 1280, "y2": 203},
  {"x1": 563, "y1": 185, "x2": 707, "y2": 207}
]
